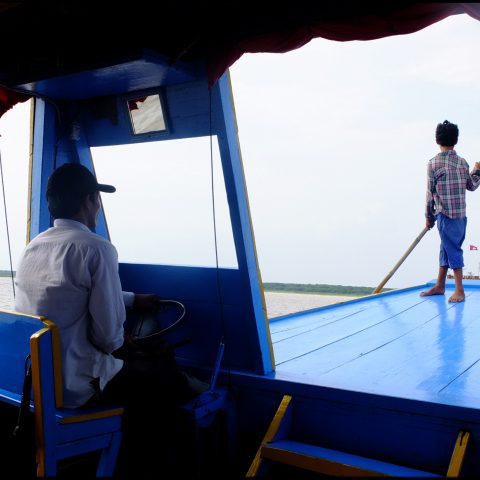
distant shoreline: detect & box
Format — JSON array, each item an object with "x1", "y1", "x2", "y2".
[
  {"x1": 263, "y1": 282, "x2": 389, "y2": 296},
  {"x1": 265, "y1": 289, "x2": 360, "y2": 297},
  {"x1": 0, "y1": 274, "x2": 385, "y2": 295}
]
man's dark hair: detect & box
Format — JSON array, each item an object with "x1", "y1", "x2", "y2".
[
  {"x1": 46, "y1": 163, "x2": 115, "y2": 219},
  {"x1": 47, "y1": 189, "x2": 88, "y2": 219},
  {"x1": 435, "y1": 120, "x2": 458, "y2": 147}
]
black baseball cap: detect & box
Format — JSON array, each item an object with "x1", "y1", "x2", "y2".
[{"x1": 47, "y1": 163, "x2": 116, "y2": 198}]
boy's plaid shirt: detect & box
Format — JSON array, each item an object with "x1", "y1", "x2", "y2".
[{"x1": 426, "y1": 150, "x2": 480, "y2": 219}]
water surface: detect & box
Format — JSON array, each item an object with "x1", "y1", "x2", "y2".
[{"x1": 0, "y1": 276, "x2": 354, "y2": 317}]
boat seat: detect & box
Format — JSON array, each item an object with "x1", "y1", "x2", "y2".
[
  {"x1": 247, "y1": 394, "x2": 470, "y2": 478},
  {"x1": 0, "y1": 310, "x2": 123, "y2": 477}
]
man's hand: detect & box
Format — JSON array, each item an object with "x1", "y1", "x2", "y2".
[
  {"x1": 112, "y1": 332, "x2": 139, "y2": 359},
  {"x1": 426, "y1": 217, "x2": 435, "y2": 230},
  {"x1": 133, "y1": 293, "x2": 162, "y2": 312}
]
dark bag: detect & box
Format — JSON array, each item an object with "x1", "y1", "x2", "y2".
[
  {"x1": 3, "y1": 354, "x2": 36, "y2": 477},
  {"x1": 13, "y1": 354, "x2": 33, "y2": 439}
]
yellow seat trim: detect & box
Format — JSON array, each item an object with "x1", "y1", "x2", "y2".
[
  {"x1": 59, "y1": 407, "x2": 125, "y2": 424},
  {"x1": 246, "y1": 394, "x2": 292, "y2": 477},
  {"x1": 447, "y1": 430, "x2": 470, "y2": 477}
]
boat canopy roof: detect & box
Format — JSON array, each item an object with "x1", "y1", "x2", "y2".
[{"x1": 0, "y1": 2, "x2": 479, "y2": 116}]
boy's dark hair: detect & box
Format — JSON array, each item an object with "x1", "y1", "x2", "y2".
[
  {"x1": 435, "y1": 120, "x2": 458, "y2": 147},
  {"x1": 46, "y1": 163, "x2": 115, "y2": 219}
]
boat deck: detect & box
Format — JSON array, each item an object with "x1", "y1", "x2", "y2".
[{"x1": 270, "y1": 279, "x2": 480, "y2": 411}]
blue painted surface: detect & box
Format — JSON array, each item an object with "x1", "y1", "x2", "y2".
[
  {"x1": 119, "y1": 263, "x2": 262, "y2": 373},
  {"x1": 27, "y1": 68, "x2": 271, "y2": 377},
  {"x1": 29, "y1": 99, "x2": 57, "y2": 239},
  {"x1": 18, "y1": 53, "x2": 202, "y2": 101},
  {"x1": 84, "y1": 80, "x2": 212, "y2": 147},
  {"x1": 18, "y1": 44, "x2": 480, "y2": 475},
  {"x1": 269, "y1": 279, "x2": 480, "y2": 410},
  {"x1": 216, "y1": 73, "x2": 273, "y2": 374},
  {"x1": 0, "y1": 311, "x2": 43, "y2": 393}
]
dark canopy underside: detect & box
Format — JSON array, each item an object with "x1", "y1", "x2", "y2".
[{"x1": 0, "y1": 2, "x2": 479, "y2": 116}]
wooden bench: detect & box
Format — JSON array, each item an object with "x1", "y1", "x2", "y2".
[
  {"x1": 247, "y1": 395, "x2": 470, "y2": 478},
  {"x1": 0, "y1": 310, "x2": 124, "y2": 477}
]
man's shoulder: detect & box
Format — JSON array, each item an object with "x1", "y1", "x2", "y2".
[
  {"x1": 32, "y1": 226, "x2": 114, "y2": 251},
  {"x1": 70, "y1": 229, "x2": 115, "y2": 250}
]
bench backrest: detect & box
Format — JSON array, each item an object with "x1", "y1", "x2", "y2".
[
  {"x1": 1, "y1": 309, "x2": 124, "y2": 477},
  {"x1": 0, "y1": 310, "x2": 63, "y2": 444},
  {"x1": 0, "y1": 310, "x2": 47, "y2": 397}
]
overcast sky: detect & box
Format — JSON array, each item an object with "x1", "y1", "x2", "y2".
[
  {"x1": 1, "y1": 13, "x2": 480, "y2": 290},
  {"x1": 229, "y1": 12, "x2": 480, "y2": 289}
]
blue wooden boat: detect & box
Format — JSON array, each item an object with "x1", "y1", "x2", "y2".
[{"x1": 1, "y1": 3, "x2": 480, "y2": 478}]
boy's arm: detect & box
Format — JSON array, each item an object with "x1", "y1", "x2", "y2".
[
  {"x1": 467, "y1": 161, "x2": 480, "y2": 191},
  {"x1": 425, "y1": 163, "x2": 436, "y2": 226}
]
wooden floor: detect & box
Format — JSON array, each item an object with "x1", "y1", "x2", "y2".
[{"x1": 270, "y1": 279, "x2": 480, "y2": 410}]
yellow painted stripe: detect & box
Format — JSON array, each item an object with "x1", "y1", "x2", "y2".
[
  {"x1": 257, "y1": 274, "x2": 275, "y2": 368},
  {"x1": 246, "y1": 395, "x2": 292, "y2": 477},
  {"x1": 30, "y1": 327, "x2": 49, "y2": 477},
  {"x1": 447, "y1": 430, "x2": 470, "y2": 477},
  {"x1": 261, "y1": 445, "x2": 387, "y2": 477},
  {"x1": 59, "y1": 407, "x2": 124, "y2": 424},
  {"x1": 225, "y1": 69, "x2": 275, "y2": 371},
  {"x1": 41, "y1": 319, "x2": 63, "y2": 407},
  {"x1": 26, "y1": 98, "x2": 34, "y2": 244},
  {"x1": 0, "y1": 308, "x2": 44, "y2": 319},
  {"x1": 36, "y1": 446, "x2": 46, "y2": 477}
]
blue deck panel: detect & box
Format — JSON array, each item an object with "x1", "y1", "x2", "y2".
[{"x1": 269, "y1": 279, "x2": 480, "y2": 411}]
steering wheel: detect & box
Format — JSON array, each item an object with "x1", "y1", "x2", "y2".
[{"x1": 126, "y1": 299, "x2": 186, "y2": 344}]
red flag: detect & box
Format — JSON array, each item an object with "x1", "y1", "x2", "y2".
[{"x1": 470, "y1": 245, "x2": 478, "y2": 251}]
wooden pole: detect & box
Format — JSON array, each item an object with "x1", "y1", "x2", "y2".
[{"x1": 373, "y1": 226, "x2": 430, "y2": 294}]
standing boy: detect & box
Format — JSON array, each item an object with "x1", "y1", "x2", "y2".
[{"x1": 421, "y1": 120, "x2": 480, "y2": 302}]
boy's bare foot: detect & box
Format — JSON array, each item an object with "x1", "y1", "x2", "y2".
[
  {"x1": 448, "y1": 291, "x2": 465, "y2": 303},
  {"x1": 420, "y1": 286, "x2": 445, "y2": 297}
]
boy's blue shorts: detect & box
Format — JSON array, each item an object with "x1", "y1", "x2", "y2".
[{"x1": 437, "y1": 213, "x2": 467, "y2": 269}]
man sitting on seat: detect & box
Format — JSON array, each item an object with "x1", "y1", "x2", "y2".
[{"x1": 14, "y1": 163, "x2": 198, "y2": 476}]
